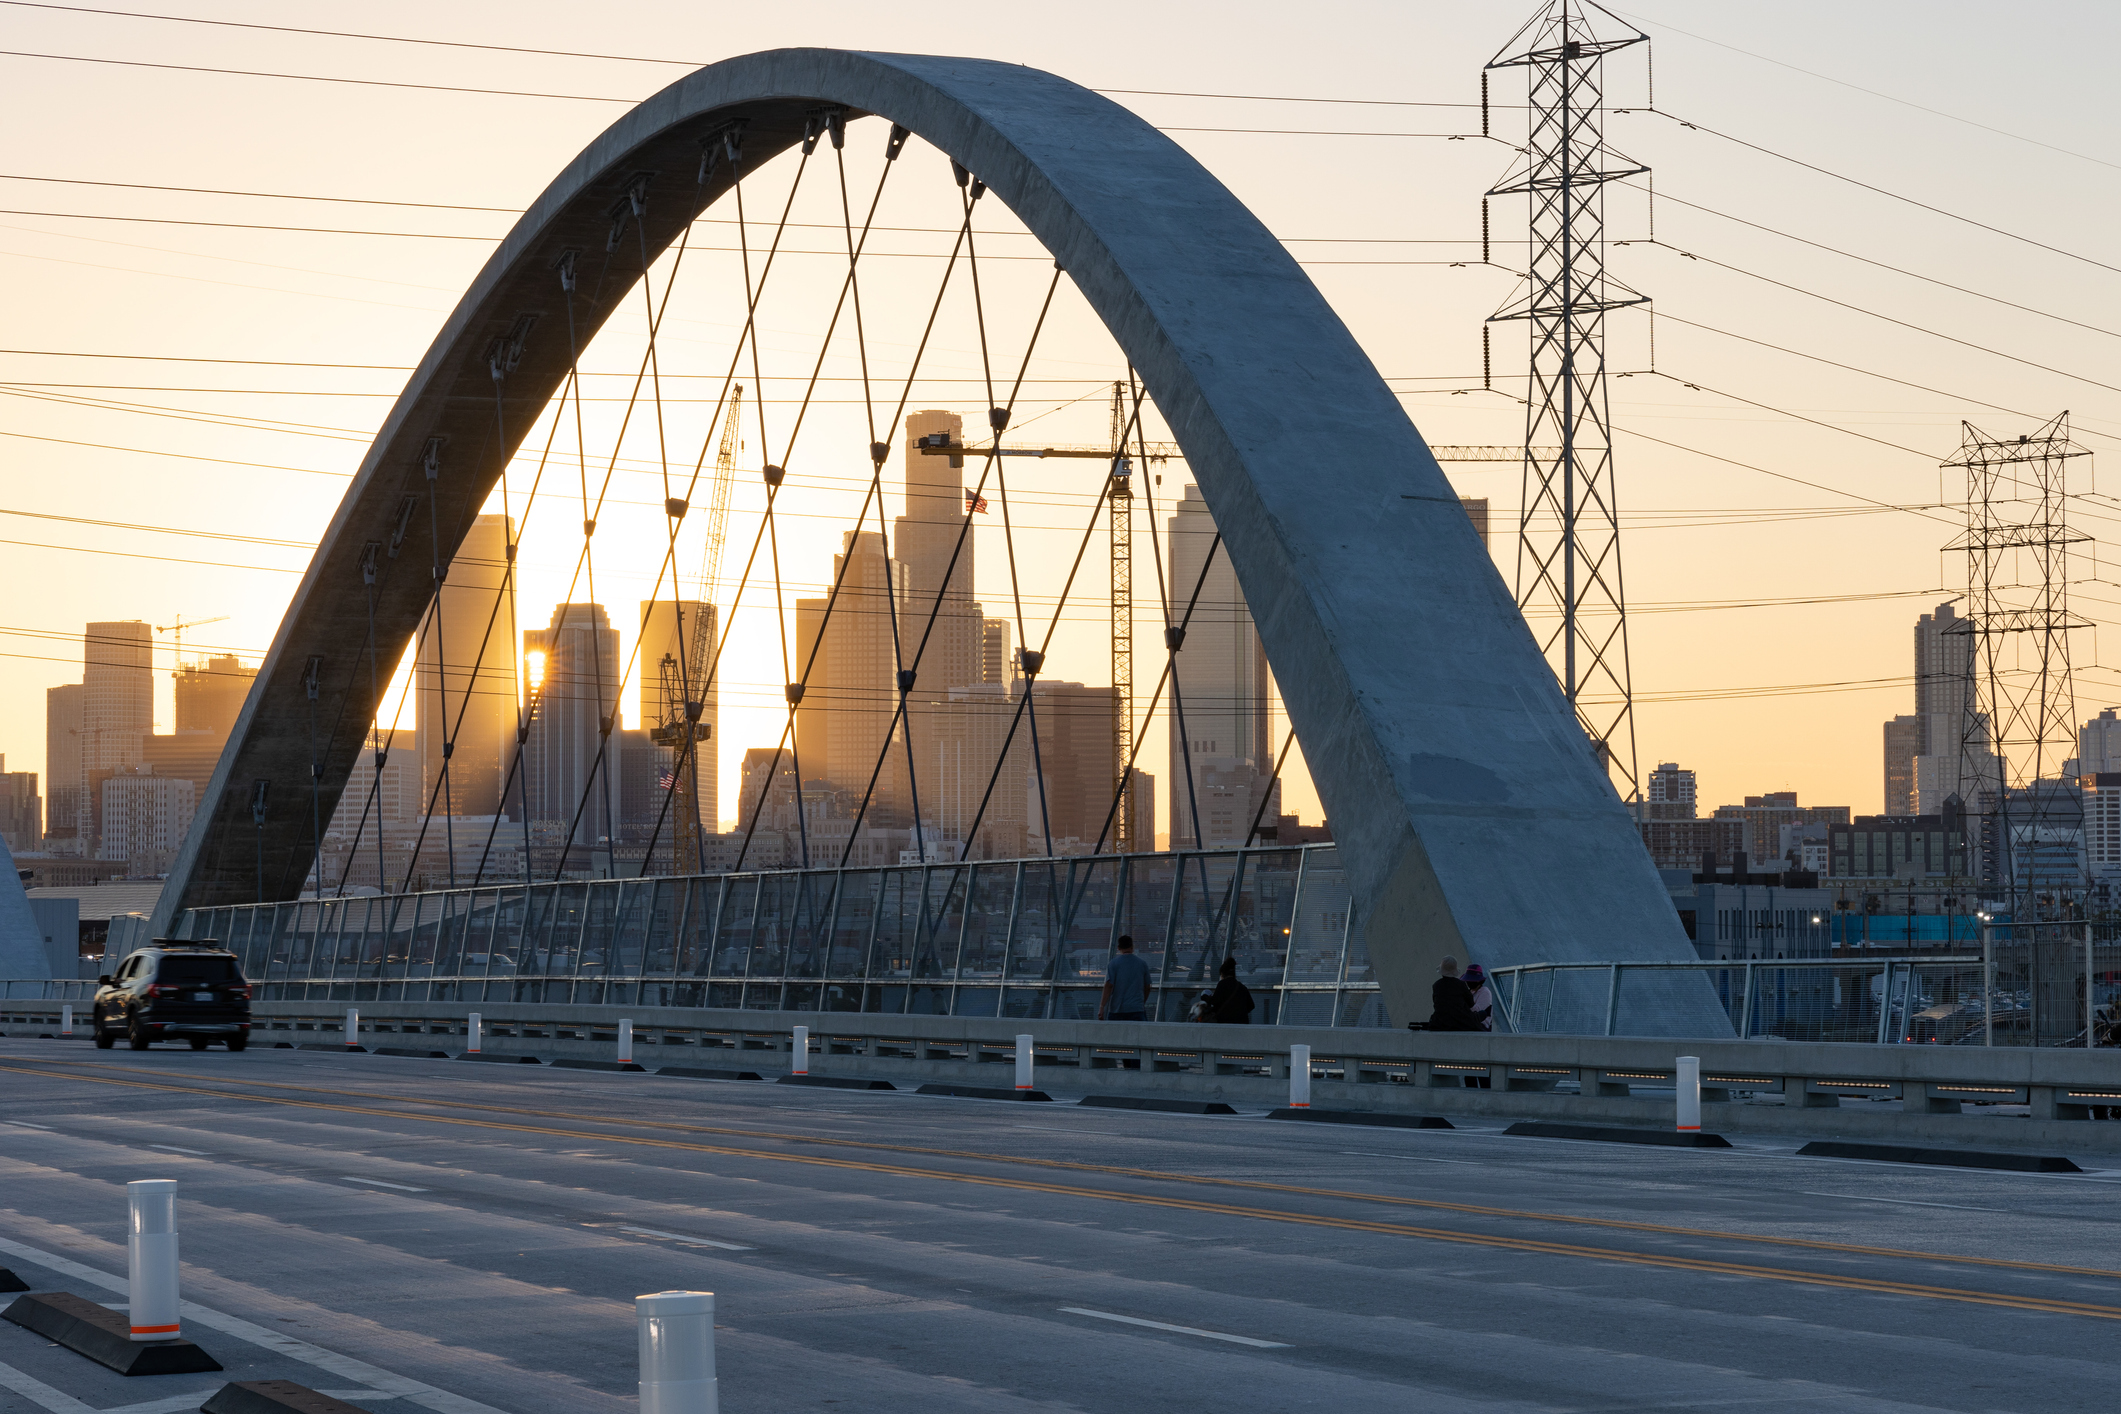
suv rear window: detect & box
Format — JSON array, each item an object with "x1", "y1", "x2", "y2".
[{"x1": 154, "y1": 956, "x2": 240, "y2": 983}]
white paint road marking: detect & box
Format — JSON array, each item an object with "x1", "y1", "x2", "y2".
[
  {"x1": 0, "y1": 1235, "x2": 508, "y2": 1414},
  {"x1": 1336, "y1": 1150, "x2": 1480, "y2": 1165},
  {"x1": 146, "y1": 1144, "x2": 210, "y2": 1156},
  {"x1": 339, "y1": 1176, "x2": 429, "y2": 1192},
  {"x1": 1800, "y1": 1191, "x2": 2006, "y2": 1212},
  {"x1": 1058, "y1": 1307, "x2": 1289, "y2": 1348},
  {"x1": 0, "y1": 1355, "x2": 95, "y2": 1414},
  {"x1": 103, "y1": 1393, "x2": 250, "y2": 1414},
  {"x1": 615, "y1": 1224, "x2": 753, "y2": 1251},
  {"x1": 4, "y1": 1121, "x2": 53, "y2": 1130}
]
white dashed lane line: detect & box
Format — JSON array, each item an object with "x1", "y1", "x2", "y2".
[
  {"x1": 613, "y1": 1224, "x2": 753, "y2": 1251},
  {"x1": 339, "y1": 1177, "x2": 429, "y2": 1192},
  {"x1": 1058, "y1": 1307, "x2": 1290, "y2": 1348}
]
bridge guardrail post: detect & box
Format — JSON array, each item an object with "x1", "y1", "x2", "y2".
[
  {"x1": 61, "y1": 1004, "x2": 72, "y2": 1036},
  {"x1": 1015, "y1": 1033, "x2": 1034, "y2": 1092},
  {"x1": 467, "y1": 1012, "x2": 481, "y2": 1053},
  {"x1": 126, "y1": 1179, "x2": 181, "y2": 1342},
  {"x1": 1676, "y1": 1056, "x2": 1700, "y2": 1133},
  {"x1": 792, "y1": 1025, "x2": 809, "y2": 1076},
  {"x1": 637, "y1": 1289, "x2": 715, "y2": 1414},
  {"x1": 1289, "y1": 1044, "x2": 1311, "y2": 1109},
  {"x1": 619, "y1": 1019, "x2": 634, "y2": 1065},
  {"x1": 345, "y1": 1008, "x2": 359, "y2": 1049}
]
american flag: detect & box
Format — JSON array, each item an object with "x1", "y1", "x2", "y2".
[
  {"x1": 657, "y1": 771, "x2": 677, "y2": 791},
  {"x1": 964, "y1": 489, "x2": 989, "y2": 514}
]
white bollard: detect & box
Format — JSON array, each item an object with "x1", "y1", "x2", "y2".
[
  {"x1": 638, "y1": 1290, "x2": 716, "y2": 1414},
  {"x1": 1288, "y1": 1044, "x2": 1312, "y2": 1110},
  {"x1": 791, "y1": 1025, "x2": 809, "y2": 1076},
  {"x1": 1015, "y1": 1033, "x2": 1034, "y2": 1092},
  {"x1": 467, "y1": 1012, "x2": 482, "y2": 1054},
  {"x1": 61, "y1": 1004, "x2": 73, "y2": 1036},
  {"x1": 344, "y1": 1007, "x2": 359, "y2": 1049},
  {"x1": 619, "y1": 1019, "x2": 634, "y2": 1065},
  {"x1": 1676, "y1": 1055, "x2": 1701, "y2": 1133},
  {"x1": 127, "y1": 1179, "x2": 181, "y2": 1342}
]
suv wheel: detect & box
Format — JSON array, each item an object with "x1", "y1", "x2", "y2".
[
  {"x1": 187, "y1": 1037, "x2": 210, "y2": 1051},
  {"x1": 127, "y1": 1017, "x2": 151, "y2": 1051},
  {"x1": 92, "y1": 1011, "x2": 115, "y2": 1049},
  {"x1": 226, "y1": 1035, "x2": 248, "y2": 1053}
]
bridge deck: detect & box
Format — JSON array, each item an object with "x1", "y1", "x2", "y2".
[{"x1": 4, "y1": 1035, "x2": 2118, "y2": 1412}]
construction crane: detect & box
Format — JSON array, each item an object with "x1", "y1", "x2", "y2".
[
  {"x1": 1108, "y1": 383, "x2": 1134, "y2": 852},
  {"x1": 154, "y1": 614, "x2": 230, "y2": 675},
  {"x1": 652, "y1": 384, "x2": 742, "y2": 873}
]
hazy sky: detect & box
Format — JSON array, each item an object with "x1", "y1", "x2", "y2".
[{"x1": 5, "y1": 0, "x2": 2120, "y2": 837}]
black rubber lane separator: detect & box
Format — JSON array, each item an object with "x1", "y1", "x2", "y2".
[
  {"x1": 1080, "y1": 1095, "x2": 1238, "y2": 1115},
  {"x1": 456, "y1": 1052, "x2": 541, "y2": 1064},
  {"x1": 369, "y1": 1047, "x2": 452, "y2": 1059},
  {"x1": 1266, "y1": 1107, "x2": 1451, "y2": 1129},
  {"x1": 2, "y1": 1291, "x2": 224, "y2": 1375},
  {"x1": 775, "y1": 1074, "x2": 896, "y2": 1091},
  {"x1": 296, "y1": 1043, "x2": 366, "y2": 1053},
  {"x1": 916, "y1": 1082, "x2": 1054, "y2": 1102},
  {"x1": 0, "y1": 1268, "x2": 28, "y2": 1293},
  {"x1": 547, "y1": 1058, "x2": 647, "y2": 1072},
  {"x1": 655, "y1": 1067, "x2": 766, "y2": 1081},
  {"x1": 271, "y1": 1041, "x2": 295, "y2": 1048},
  {"x1": 1506, "y1": 1121, "x2": 1732, "y2": 1148},
  {"x1": 203, "y1": 1378, "x2": 377, "y2": 1414},
  {"x1": 1797, "y1": 1140, "x2": 2083, "y2": 1173}
]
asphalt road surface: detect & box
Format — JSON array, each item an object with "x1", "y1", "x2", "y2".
[{"x1": 4, "y1": 1036, "x2": 2120, "y2": 1413}]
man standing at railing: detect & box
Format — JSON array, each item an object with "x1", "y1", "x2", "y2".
[
  {"x1": 1424, "y1": 956, "x2": 1480, "y2": 1032},
  {"x1": 1100, "y1": 936, "x2": 1151, "y2": 1022}
]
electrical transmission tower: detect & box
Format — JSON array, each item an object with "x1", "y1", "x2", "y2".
[
  {"x1": 1486, "y1": 0, "x2": 1649, "y2": 795},
  {"x1": 1946, "y1": 413, "x2": 2090, "y2": 918}
]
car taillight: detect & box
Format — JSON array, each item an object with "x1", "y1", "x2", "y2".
[
  {"x1": 148, "y1": 983, "x2": 179, "y2": 997},
  {"x1": 231, "y1": 986, "x2": 252, "y2": 999}
]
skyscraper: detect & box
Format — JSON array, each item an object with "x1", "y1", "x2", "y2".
[
  {"x1": 418, "y1": 514, "x2": 516, "y2": 818},
  {"x1": 0, "y1": 757, "x2": 39, "y2": 853},
  {"x1": 43, "y1": 683, "x2": 83, "y2": 847},
  {"x1": 894, "y1": 412, "x2": 990, "y2": 833},
  {"x1": 175, "y1": 654, "x2": 255, "y2": 739},
  {"x1": 923, "y1": 684, "x2": 1028, "y2": 859},
  {"x1": 522, "y1": 603, "x2": 621, "y2": 842},
  {"x1": 2079, "y1": 708, "x2": 2121, "y2": 778},
  {"x1": 1907, "y1": 601, "x2": 2000, "y2": 814},
  {"x1": 1643, "y1": 761, "x2": 1697, "y2": 820},
  {"x1": 1883, "y1": 715, "x2": 1923, "y2": 815},
  {"x1": 81, "y1": 621, "x2": 153, "y2": 854},
  {"x1": 1165, "y1": 484, "x2": 1272, "y2": 848},
  {"x1": 795, "y1": 530, "x2": 909, "y2": 820}
]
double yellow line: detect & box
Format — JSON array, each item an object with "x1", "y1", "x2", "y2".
[{"x1": 8, "y1": 1059, "x2": 2117, "y2": 1321}]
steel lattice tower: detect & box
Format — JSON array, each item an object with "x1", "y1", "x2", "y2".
[
  {"x1": 1487, "y1": 1, "x2": 1649, "y2": 795},
  {"x1": 1946, "y1": 414, "x2": 2090, "y2": 916}
]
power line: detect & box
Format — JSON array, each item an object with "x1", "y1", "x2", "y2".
[
  {"x1": 1627, "y1": 106, "x2": 2121, "y2": 279},
  {"x1": 0, "y1": 48, "x2": 642, "y2": 101}
]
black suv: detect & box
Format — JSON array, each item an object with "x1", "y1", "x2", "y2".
[{"x1": 92, "y1": 942, "x2": 252, "y2": 1051}]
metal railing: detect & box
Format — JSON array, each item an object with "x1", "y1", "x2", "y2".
[
  {"x1": 1491, "y1": 954, "x2": 2121, "y2": 1047},
  {"x1": 161, "y1": 843, "x2": 1393, "y2": 1027}
]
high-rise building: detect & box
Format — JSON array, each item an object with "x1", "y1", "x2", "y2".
[
  {"x1": 980, "y1": 617, "x2": 1013, "y2": 687},
  {"x1": 1643, "y1": 761, "x2": 1697, "y2": 820},
  {"x1": 1908, "y1": 601, "x2": 1999, "y2": 814},
  {"x1": 418, "y1": 514, "x2": 516, "y2": 818},
  {"x1": 0, "y1": 757, "x2": 39, "y2": 852},
  {"x1": 522, "y1": 603, "x2": 621, "y2": 841},
  {"x1": 175, "y1": 654, "x2": 255, "y2": 739},
  {"x1": 737, "y1": 746, "x2": 802, "y2": 834},
  {"x1": 43, "y1": 683, "x2": 83, "y2": 848},
  {"x1": 795, "y1": 530, "x2": 910, "y2": 819},
  {"x1": 81, "y1": 622, "x2": 153, "y2": 853},
  {"x1": 639, "y1": 598, "x2": 717, "y2": 835},
  {"x1": 923, "y1": 684, "x2": 1029, "y2": 859},
  {"x1": 2079, "y1": 708, "x2": 2121, "y2": 779},
  {"x1": 1883, "y1": 715, "x2": 1923, "y2": 815},
  {"x1": 1459, "y1": 497, "x2": 1490, "y2": 549},
  {"x1": 1165, "y1": 484, "x2": 1271, "y2": 848},
  {"x1": 1026, "y1": 681, "x2": 1125, "y2": 849},
  {"x1": 2085, "y1": 773, "x2": 2121, "y2": 880},
  {"x1": 98, "y1": 770, "x2": 195, "y2": 875},
  {"x1": 893, "y1": 412, "x2": 992, "y2": 824},
  {"x1": 328, "y1": 728, "x2": 419, "y2": 835}
]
